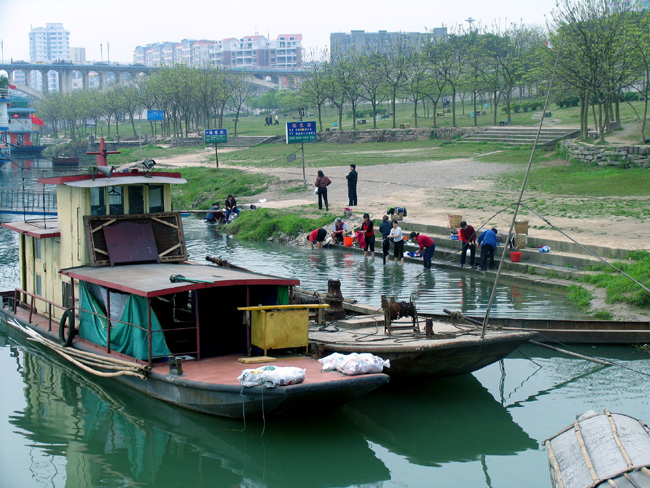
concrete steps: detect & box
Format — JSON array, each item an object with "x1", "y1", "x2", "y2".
[
  {"x1": 460, "y1": 126, "x2": 580, "y2": 148},
  {"x1": 394, "y1": 222, "x2": 628, "y2": 279}
]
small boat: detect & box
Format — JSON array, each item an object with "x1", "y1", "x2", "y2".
[
  {"x1": 424, "y1": 312, "x2": 650, "y2": 345},
  {"x1": 545, "y1": 410, "x2": 650, "y2": 488},
  {"x1": 0, "y1": 138, "x2": 389, "y2": 420},
  {"x1": 52, "y1": 156, "x2": 79, "y2": 165},
  {"x1": 301, "y1": 285, "x2": 536, "y2": 379}
]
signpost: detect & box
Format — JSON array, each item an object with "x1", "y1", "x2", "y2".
[
  {"x1": 147, "y1": 110, "x2": 163, "y2": 141},
  {"x1": 205, "y1": 129, "x2": 227, "y2": 168},
  {"x1": 286, "y1": 109, "x2": 315, "y2": 185}
]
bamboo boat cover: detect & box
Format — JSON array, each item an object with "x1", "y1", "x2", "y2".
[{"x1": 545, "y1": 410, "x2": 650, "y2": 488}]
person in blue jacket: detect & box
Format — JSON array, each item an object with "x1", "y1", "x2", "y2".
[{"x1": 477, "y1": 228, "x2": 499, "y2": 270}]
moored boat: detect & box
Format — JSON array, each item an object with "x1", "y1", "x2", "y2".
[
  {"x1": 545, "y1": 410, "x2": 650, "y2": 488},
  {"x1": 52, "y1": 156, "x2": 79, "y2": 165},
  {"x1": 0, "y1": 139, "x2": 389, "y2": 420},
  {"x1": 300, "y1": 286, "x2": 536, "y2": 379}
]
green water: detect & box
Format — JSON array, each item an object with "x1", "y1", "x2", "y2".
[{"x1": 2, "y1": 324, "x2": 649, "y2": 488}]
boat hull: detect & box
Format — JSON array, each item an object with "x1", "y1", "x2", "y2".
[
  {"x1": 0, "y1": 305, "x2": 389, "y2": 420},
  {"x1": 311, "y1": 329, "x2": 535, "y2": 379},
  {"x1": 425, "y1": 313, "x2": 650, "y2": 345}
]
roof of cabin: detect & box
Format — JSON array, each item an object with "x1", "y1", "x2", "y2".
[
  {"x1": 1, "y1": 220, "x2": 60, "y2": 238},
  {"x1": 39, "y1": 171, "x2": 186, "y2": 187},
  {"x1": 61, "y1": 262, "x2": 299, "y2": 297}
]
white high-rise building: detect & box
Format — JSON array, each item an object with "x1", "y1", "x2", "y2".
[{"x1": 29, "y1": 23, "x2": 71, "y2": 91}]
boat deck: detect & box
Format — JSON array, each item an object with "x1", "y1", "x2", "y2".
[
  {"x1": 310, "y1": 317, "x2": 527, "y2": 349},
  {"x1": 5, "y1": 302, "x2": 381, "y2": 387},
  {"x1": 150, "y1": 354, "x2": 370, "y2": 386}
]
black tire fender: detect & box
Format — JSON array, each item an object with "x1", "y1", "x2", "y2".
[{"x1": 59, "y1": 308, "x2": 75, "y2": 347}]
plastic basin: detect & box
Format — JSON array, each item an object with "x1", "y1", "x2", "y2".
[
  {"x1": 510, "y1": 251, "x2": 522, "y2": 262},
  {"x1": 343, "y1": 236, "x2": 354, "y2": 247}
]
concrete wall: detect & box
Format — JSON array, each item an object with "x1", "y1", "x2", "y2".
[{"x1": 560, "y1": 140, "x2": 650, "y2": 168}]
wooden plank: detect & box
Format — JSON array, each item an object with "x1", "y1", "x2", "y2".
[
  {"x1": 238, "y1": 304, "x2": 329, "y2": 311},
  {"x1": 237, "y1": 356, "x2": 277, "y2": 364}
]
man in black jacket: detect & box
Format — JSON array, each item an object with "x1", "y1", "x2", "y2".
[{"x1": 346, "y1": 164, "x2": 358, "y2": 206}]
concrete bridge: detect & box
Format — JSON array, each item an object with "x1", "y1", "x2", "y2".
[{"x1": 0, "y1": 62, "x2": 303, "y2": 98}]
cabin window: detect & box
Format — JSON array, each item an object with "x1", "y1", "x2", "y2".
[
  {"x1": 149, "y1": 185, "x2": 164, "y2": 213},
  {"x1": 34, "y1": 238, "x2": 41, "y2": 259},
  {"x1": 108, "y1": 186, "x2": 124, "y2": 214},
  {"x1": 90, "y1": 187, "x2": 107, "y2": 215},
  {"x1": 36, "y1": 274, "x2": 42, "y2": 296},
  {"x1": 128, "y1": 186, "x2": 145, "y2": 214},
  {"x1": 61, "y1": 282, "x2": 72, "y2": 309}
]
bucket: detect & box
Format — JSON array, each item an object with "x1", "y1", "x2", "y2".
[
  {"x1": 514, "y1": 219, "x2": 529, "y2": 234},
  {"x1": 510, "y1": 251, "x2": 522, "y2": 262},
  {"x1": 343, "y1": 236, "x2": 354, "y2": 247}
]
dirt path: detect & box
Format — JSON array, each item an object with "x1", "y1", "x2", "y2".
[{"x1": 153, "y1": 148, "x2": 649, "y2": 251}]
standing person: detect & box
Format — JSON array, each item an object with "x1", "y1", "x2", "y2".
[
  {"x1": 387, "y1": 220, "x2": 404, "y2": 265},
  {"x1": 274, "y1": 114, "x2": 279, "y2": 125},
  {"x1": 308, "y1": 228, "x2": 327, "y2": 249},
  {"x1": 225, "y1": 194, "x2": 240, "y2": 223},
  {"x1": 314, "y1": 170, "x2": 331, "y2": 211},
  {"x1": 361, "y1": 213, "x2": 376, "y2": 261},
  {"x1": 331, "y1": 217, "x2": 348, "y2": 244},
  {"x1": 410, "y1": 232, "x2": 435, "y2": 269},
  {"x1": 458, "y1": 220, "x2": 477, "y2": 269},
  {"x1": 346, "y1": 164, "x2": 358, "y2": 206},
  {"x1": 378, "y1": 215, "x2": 392, "y2": 265},
  {"x1": 477, "y1": 228, "x2": 499, "y2": 270}
]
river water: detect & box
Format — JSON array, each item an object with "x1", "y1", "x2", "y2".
[{"x1": 1, "y1": 159, "x2": 649, "y2": 488}]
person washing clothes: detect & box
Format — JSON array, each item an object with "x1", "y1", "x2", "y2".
[
  {"x1": 477, "y1": 228, "x2": 499, "y2": 270},
  {"x1": 225, "y1": 194, "x2": 240, "y2": 223},
  {"x1": 379, "y1": 215, "x2": 392, "y2": 265},
  {"x1": 387, "y1": 220, "x2": 404, "y2": 265},
  {"x1": 410, "y1": 232, "x2": 435, "y2": 269},
  {"x1": 331, "y1": 218, "x2": 348, "y2": 244},
  {"x1": 308, "y1": 228, "x2": 327, "y2": 249},
  {"x1": 459, "y1": 221, "x2": 477, "y2": 269},
  {"x1": 361, "y1": 213, "x2": 376, "y2": 260}
]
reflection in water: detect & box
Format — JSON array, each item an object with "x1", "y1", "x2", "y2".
[
  {"x1": 342, "y1": 375, "x2": 537, "y2": 467},
  {"x1": 3, "y1": 328, "x2": 389, "y2": 488}
]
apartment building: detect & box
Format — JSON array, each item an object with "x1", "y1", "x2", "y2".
[
  {"x1": 29, "y1": 23, "x2": 71, "y2": 91},
  {"x1": 133, "y1": 35, "x2": 302, "y2": 69}
]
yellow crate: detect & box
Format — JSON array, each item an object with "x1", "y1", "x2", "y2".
[{"x1": 250, "y1": 308, "x2": 309, "y2": 355}]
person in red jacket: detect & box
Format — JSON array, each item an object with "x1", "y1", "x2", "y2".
[
  {"x1": 361, "y1": 213, "x2": 376, "y2": 260},
  {"x1": 458, "y1": 220, "x2": 477, "y2": 269},
  {"x1": 308, "y1": 228, "x2": 327, "y2": 249},
  {"x1": 409, "y1": 232, "x2": 435, "y2": 269}
]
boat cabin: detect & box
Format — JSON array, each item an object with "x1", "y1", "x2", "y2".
[{"x1": 2, "y1": 164, "x2": 299, "y2": 364}]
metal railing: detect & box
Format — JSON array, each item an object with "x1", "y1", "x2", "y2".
[{"x1": 0, "y1": 188, "x2": 57, "y2": 213}]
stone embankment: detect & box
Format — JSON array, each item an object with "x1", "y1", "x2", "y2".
[
  {"x1": 318, "y1": 127, "x2": 477, "y2": 144},
  {"x1": 560, "y1": 140, "x2": 650, "y2": 168}
]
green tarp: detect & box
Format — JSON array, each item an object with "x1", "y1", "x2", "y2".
[{"x1": 79, "y1": 282, "x2": 171, "y2": 360}]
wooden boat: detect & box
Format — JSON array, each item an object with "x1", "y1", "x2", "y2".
[
  {"x1": 423, "y1": 312, "x2": 650, "y2": 345},
  {"x1": 52, "y1": 156, "x2": 79, "y2": 165},
  {"x1": 302, "y1": 287, "x2": 536, "y2": 379},
  {"x1": 545, "y1": 410, "x2": 650, "y2": 488},
  {"x1": 0, "y1": 138, "x2": 388, "y2": 420}
]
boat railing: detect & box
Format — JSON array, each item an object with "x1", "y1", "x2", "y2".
[
  {"x1": 0, "y1": 188, "x2": 57, "y2": 213},
  {"x1": 11, "y1": 288, "x2": 169, "y2": 366}
]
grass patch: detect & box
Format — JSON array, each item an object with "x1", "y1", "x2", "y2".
[
  {"x1": 166, "y1": 167, "x2": 271, "y2": 210},
  {"x1": 218, "y1": 140, "x2": 521, "y2": 169},
  {"x1": 567, "y1": 285, "x2": 593, "y2": 310},
  {"x1": 229, "y1": 208, "x2": 333, "y2": 241},
  {"x1": 593, "y1": 310, "x2": 613, "y2": 320},
  {"x1": 579, "y1": 251, "x2": 650, "y2": 309}
]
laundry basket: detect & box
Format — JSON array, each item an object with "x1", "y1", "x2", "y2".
[
  {"x1": 448, "y1": 214, "x2": 463, "y2": 229},
  {"x1": 514, "y1": 219, "x2": 529, "y2": 234}
]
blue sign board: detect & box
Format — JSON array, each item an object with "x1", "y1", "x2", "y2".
[
  {"x1": 147, "y1": 110, "x2": 164, "y2": 121},
  {"x1": 204, "y1": 129, "x2": 227, "y2": 144},
  {"x1": 286, "y1": 121, "x2": 317, "y2": 144}
]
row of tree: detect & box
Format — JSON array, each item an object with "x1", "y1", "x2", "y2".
[
  {"x1": 34, "y1": 65, "x2": 256, "y2": 140},
  {"x1": 27, "y1": 0, "x2": 650, "y2": 143}
]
